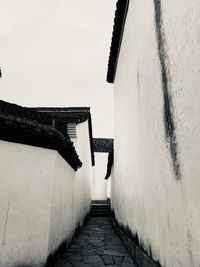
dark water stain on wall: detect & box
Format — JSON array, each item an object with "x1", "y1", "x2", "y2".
[
  {"x1": 112, "y1": 211, "x2": 163, "y2": 267},
  {"x1": 186, "y1": 230, "x2": 195, "y2": 267},
  {"x1": 153, "y1": 0, "x2": 181, "y2": 180},
  {"x1": 137, "y1": 64, "x2": 141, "y2": 108},
  {"x1": 46, "y1": 213, "x2": 90, "y2": 267},
  {"x1": 2, "y1": 196, "x2": 11, "y2": 247}
]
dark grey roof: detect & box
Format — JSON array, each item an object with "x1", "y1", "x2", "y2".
[
  {"x1": 0, "y1": 100, "x2": 82, "y2": 171},
  {"x1": 107, "y1": 0, "x2": 129, "y2": 83},
  {"x1": 33, "y1": 107, "x2": 90, "y2": 123},
  {"x1": 34, "y1": 107, "x2": 95, "y2": 166},
  {"x1": 93, "y1": 138, "x2": 113, "y2": 153}
]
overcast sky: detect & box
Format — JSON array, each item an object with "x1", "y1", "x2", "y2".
[{"x1": 0, "y1": 0, "x2": 115, "y2": 137}]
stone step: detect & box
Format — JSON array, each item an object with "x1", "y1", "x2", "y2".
[
  {"x1": 91, "y1": 210, "x2": 110, "y2": 214},
  {"x1": 90, "y1": 212, "x2": 111, "y2": 217},
  {"x1": 91, "y1": 206, "x2": 110, "y2": 211},
  {"x1": 91, "y1": 207, "x2": 110, "y2": 211},
  {"x1": 91, "y1": 200, "x2": 109, "y2": 204},
  {"x1": 90, "y1": 203, "x2": 111, "y2": 217}
]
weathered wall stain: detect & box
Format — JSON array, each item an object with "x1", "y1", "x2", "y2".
[
  {"x1": 137, "y1": 64, "x2": 141, "y2": 107},
  {"x1": 137, "y1": 64, "x2": 140, "y2": 94},
  {"x1": 2, "y1": 195, "x2": 11, "y2": 247},
  {"x1": 112, "y1": 211, "x2": 162, "y2": 267},
  {"x1": 0, "y1": 198, "x2": 11, "y2": 267},
  {"x1": 153, "y1": 0, "x2": 181, "y2": 180},
  {"x1": 187, "y1": 230, "x2": 195, "y2": 267}
]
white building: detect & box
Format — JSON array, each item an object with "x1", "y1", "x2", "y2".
[
  {"x1": 0, "y1": 101, "x2": 94, "y2": 267},
  {"x1": 107, "y1": 1, "x2": 200, "y2": 267},
  {"x1": 92, "y1": 138, "x2": 113, "y2": 200}
]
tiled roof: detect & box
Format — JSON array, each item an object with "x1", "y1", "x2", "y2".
[
  {"x1": 0, "y1": 100, "x2": 82, "y2": 171},
  {"x1": 0, "y1": 100, "x2": 52, "y2": 125},
  {"x1": 34, "y1": 107, "x2": 95, "y2": 166},
  {"x1": 33, "y1": 107, "x2": 90, "y2": 123},
  {"x1": 107, "y1": 0, "x2": 129, "y2": 83},
  {"x1": 93, "y1": 138, "x2": 113, "y2": 153}
]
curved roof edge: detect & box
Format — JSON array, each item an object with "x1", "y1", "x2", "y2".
[
  {"x1": 33, "y1": 107, "x2": 95, "y2": 167},
  {"x1": 0, "y1": 100, "x2": 82, "y2": 171},
  {"x1": 107, "y1": 0, "x2": 130, "y2": 83}
]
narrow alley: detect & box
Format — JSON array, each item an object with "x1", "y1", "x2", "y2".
[
  {"x1": 1, "y1": 1, "x2": 200, "y2": 267},
  {"x1": 55, "y1": 201, "x2": 136, "y2": 267}
]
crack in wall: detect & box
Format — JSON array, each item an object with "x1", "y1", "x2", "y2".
[
  {"x1": 153, "y1": 0, "x2": 181, "y2": 180},
  {"x1": 137, "y1": 64, "x2": 141, "y2": 105},
  {"x1": 2, "y1": 195, "x2": 11, "y2": 248}
]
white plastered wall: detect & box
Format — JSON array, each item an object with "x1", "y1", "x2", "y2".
[
  {"x1": 48, "y1": 121, "x2": 93, "y2": 256},
  {"x1": 0, "y1": 133, "x2": 93, "y2": 267},
  {"x1": 0, "y1": 141, "x2": 56, "y2": 267},
  {"x1": 93, "y1": 153, "x2": 108, "y2": 200},
  {"x1": 71, "y1": 121, "x2": 93, "y2": 228},
  {"x1": 112, "y1": 1, "x2": 200, "y2": 267},
  {"x1": 47, "y1": 153, "x2": 75, "y2": 257}
]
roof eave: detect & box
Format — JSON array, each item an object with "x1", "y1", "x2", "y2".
[{"x1": 107, "y1": 0, "x2": 130, "y2": 84}]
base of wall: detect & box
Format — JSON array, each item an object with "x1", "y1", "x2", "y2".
[
  {"x1": 46, "y1": 239, "x2": 68, "y2": 267},
  {"x1": 111, "y1": 213, "x2": 162, "y2": 267},
  {"x1": 46, "y1": 212, "x2": 90, "y2": 267}
]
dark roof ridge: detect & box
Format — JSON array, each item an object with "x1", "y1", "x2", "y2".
[
  {"x1": 32, "y1": 107, "x2": 90, "y2": 111},
  {"x1": 33, "y1": 107, "x2": 91, "y2": 124},
  {"x1": 0, "y1": 100, "x2": 52, "y2": 125},
  {"x1": 107, "y1": 0, "x2": 130, "y2": 83},
  {"x1": 0, "y1": 100, "x2": 82, "y2": 171},
  {"x1": 33, "y1": 106, "x2": 95, "y2": 167},
  {"x1": 93, "y1": 138, "x2": 113, "y2": 153}
]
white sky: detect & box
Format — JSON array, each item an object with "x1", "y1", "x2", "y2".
[{"x1": 0, "y1": 0, "x2": 115, "y2": 137}]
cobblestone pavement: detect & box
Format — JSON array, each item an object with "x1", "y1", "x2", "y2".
[{"x1": 55, "y1": 217, "x2": 136, "y2": 267}]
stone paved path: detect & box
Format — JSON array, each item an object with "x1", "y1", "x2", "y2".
[{"x1": 55, "y1": 217, "x2": 136, "y2": 267}]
